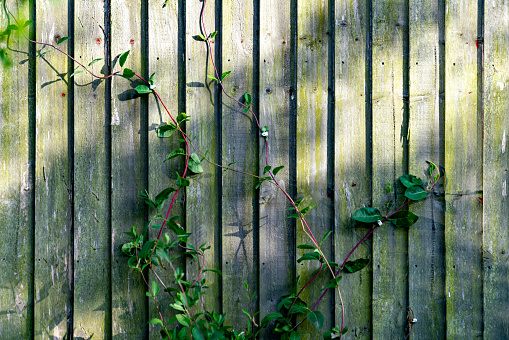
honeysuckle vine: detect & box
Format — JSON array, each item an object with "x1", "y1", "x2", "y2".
[{"x1": 1, "y1": 2, "x2": 442, "y2": 339}]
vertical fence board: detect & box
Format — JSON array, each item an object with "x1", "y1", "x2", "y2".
[
  {"x1": 408, "y1": 1, "x2": 445, "y2": 339},
  {"x1": 73, "y1": 0, "x2": 111, "y2": 338},
  {"x1": 296, "y1": 0, "x2": 332, "y2": 336},
  {"x1": 148, "y1": 0, "x2": 181, "y2": 337},
  {"x1": 334, "y1": 0, "x2": 371, "y2": 338},
  {"x1": 221, "y1": 0, "x2": 256, "y2": 329},
  {"x1": 259, "y1": 0, "x2": 291, "y2": 331},
  {"x1": 483, "y1": 1, "x2": 509, "y2": 337},
  {"x1": 371, "y1": 0, "x2": 407, "y2": 338},
  {"x1": 0, "y1": 1, "x2": 31, "y2": 337},
  {"x1": 34, "y1": 0, "x2": 71, "y2": 338},
  {"x1": 444, "y1": 1, "x2": 483, "y2": 338},
  {"x1": 185, "y1": 0, "x2": 221, "y2": 315},
  {"x1": 111, "y1": 0, "x2": 148, "y2": 338}
]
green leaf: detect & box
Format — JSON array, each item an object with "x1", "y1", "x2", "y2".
[
  {"x1": 177, "y1": 112, "x2": 190, "y2": 124},
  {"x1": 122, "y1": 68, "x2": 135, "y2": 79},
  {"x1": 157, "y1": 124, "x2": 177, "y2": 138},
  {"x1": 343, "y1": 258, "x2": 370, "y2": 273},
  {"x1": 352, "y1": 207, "x2": 383, "y2": 223},
  {"x1": 188, "y1": 153, "x2": 204, "y2": 173},
  {"x1": 263, "y1": 165, "x2": 271, "y2": 174},
  {"x1": 300, "y1": 204, "x2": 316, "y2": 215},
  {"x1": 290, "y1": 331, "x2": 300, "y2": 340},
  {"x1": 149, "y1": 72, "x2": 156, "y2": 85},
  {"x1": 297, "y1": 252, "x2": 321, "y2": 263},
  {"x1": 23, "y1": 20, "x2": 34, "y2": 28},
  {"x1": 244, "y1": 92, "x2": 252, "y2": 105},
  {"x1": 203, "y1": 268, "x2": 222, "y2": 276},
  {"x1": 207, "y1": 74, "x2": 219, "y2": 82},
  {"x1": 155, "y1": 187, "x2": 176, "y2": 210},
  {"x1": 307, "y1": 310, "x2": 324, "y2": 330},
  {"x1": 221, "y1": 71, "x2": 231, "y2": 80},
  {"x1": 399, "y1": 174, "x2": 424, "y2": 188},
  {"x1": 119, "y1": 50, "x2": 130, "y2": 67},
  {"x1": 57, "y1": 36, "x2": 70, "y2": 45},
  {"x1": 261, "y1": 125, "x2": 269, "y2": 133},
  {"x1": 209, "y1": 31, "x2": 218, "y2": 39},
  {"x1": 88, "y1": 58, "x2": 103, "y2": 66},
  {"x1": 273, "y1": 165, "x2": 284, "y2": 176},
  {"x1": 405, "y1": 185, "x2": 427, "y2": 201},
  {"x1": 148, "y1": 318, "x2": 164, "y2": 327},
  {"x1": 320, "y1": 231, "x2": 333, "y2": 245},
  {"x1": 39, "y1": 49, "x2": 53, "y2": 57},
  {"x1": 135, "y1": 84, "x2": 152, "y2": 94},
  {"x1": 175, "y1": 314, "x2": 191, "y2": 327},
  {"x1": 69, "y1": 69, "x2": 84, "y2": 78},
  {"x1": 151, "y1": 280, "x2": 160, "y2": 296},
  {"x1": 287, "y1": 213, "x2": 300, "y2": 219},
  {"x1": 260, "y1": 313, "x2": 283, "y2": 328},
  {"x1": 176, "y1": 173, "x2": 190, "y2": 187},
  {"x1": 389, "y1": 210, "x2": 419, "y2": 228},
  {"x1": 7, "y1": 25, "x2": 18, "y2": 31},
  {"x1": 165, "y1": 148, "x2": 186, "y2": 161},
  {"x1": 297, "y1": 244, "x2": 316, "y2": 250},
  {"x1": 170, "y1": 302, "x2": 186, "y2": 312},
  {"x1": 192, "y1": 327, "x2": 205, "y2": 340}
]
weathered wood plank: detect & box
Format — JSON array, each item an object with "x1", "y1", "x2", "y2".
[
  {"x1": 444, "y1": 1, "x2": 483, "y2": 338},
  {"x1": 111, "y1": 0, "x2": 148, "y2": 338},
  {"x1": 185, "y1": 0, "x2": 221, "y2": 315},
  {"x1": 259, "y1": 0, "x2": 292, "y2": 334},
  {"x1": 371, "y1": 0, "x2": 408, "y2": 338},
  {"x1": 334, "y1": 0, "x2": 372, "y2": 338},
  {"x1": 483, "y1": 1, "x2": 509, "y2": 337},
  {"x1": 408, "y1": 1, "x2": 446, "y2": 339},
  {"x1": 147, "y1": 0, "x2": 182, "y2": 337},
  {"x1": 34, "y1": 0, "x2": 71, "y2": 337},
  {"x1": 296, "y1": 0, "x2": 332, "y2": 336},
  {"x1": 0, "y1": 1, "x2": 31, "y2": 337},
  {"x1": 221, "y1": 0, "x2": 257, "y2": 329},
  {"x1": 73, "y1": 0, "x2": 112, "y2": 338}
]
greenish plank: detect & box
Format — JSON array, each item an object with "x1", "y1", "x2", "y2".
[
  {"x1": 0, "y1": 1, "x2": 31, "y2": 338},
  {"x1": 221, "y1": 0, "x2": 256, "y2": 330},
  {"x1": 408, "y1": 1, "x2": 446, "y2": 339},
  {"x1": 73, "y1": 1, "x2": 111, "y2": 338},
  {"x1": 296, "y1": 0, "x2": 333, "y2": 337},
  {"x1": 34, "y1": 0, "x2": 71, "y2": 338},
  {"x1": 185, "y1": 0, "x2": 221, "y2": 316},
  {"x1": 259, "y1": 0, "x2": 291, "y2": 334},
  {"x1": 334, "y1": 0, "x2": 371, "y2": 338},
  {"x1": 483, "y1": 1, "x2": 509, "y2": 338},
  {"x1": 371, "y1": 1, "x2": 408, "y2": 338},
  {"x1": 111, "y1": 0, "x2": 148, "y2": 338},
  {"x1": 148, "y1": 0, "x2": 182, "y2": 338},
  {"x1": 444, "y1": 1, "x2": 483, "y2": 338}
]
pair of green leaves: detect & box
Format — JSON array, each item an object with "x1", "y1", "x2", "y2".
[
  {"x1": 194, "y1": 30, "x2": 218, "y2": 42},
  {"x1": 207, "y1": 70, "x2": 231, "y2": 83},
  {"x1": 352, "y1": 206, "x2": 419, "y2": 229},
  {"x1": 255, "y1": 165, "x2": 284, "y2": 189},
  {"x1": 400, "y1": 174, "x2": 427, "y2": 201},
  {"x1": 3, "y1": 19, "x2": 33, "y2": 35}
]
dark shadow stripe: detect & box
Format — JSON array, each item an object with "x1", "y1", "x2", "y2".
[
  {"x1": 68, "y1": 0, "x2": 75, "y2": 337},
  {"x1": 28, "y1": 0, "x2": 36, "y2": 338},
  {"x1": 477, "y1": 0, "x2": 484, "y2": 334},
  {"x1": 402, "y1": 0, "x2": 409, "y2": 176},
  {"x1": 215, "y1": 0, "x2": 223, "y2": 316}
]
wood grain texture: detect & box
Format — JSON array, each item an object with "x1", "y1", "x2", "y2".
[
  {"x1": 34, "y1": 0, "x2": 71, "y2": 338},
  {"x1": 483, "y1": 0, "x2": 509, "y2": 337},
  {"x1": 371, "y1": 0, "x2": 408, "y2": 338},
  {"x1": 73, "y1": 0, "x2": 112, "y2": 338},
  {"x1": 334, "y1": 0, "x2": 372, "y2": 338},
  {"x1": 296, "y1": 0, "x2": 333, "y2": 336},
  {"x1": 148, "y1": 0, "x2": 183, "y2": 337},
  {"x1": 444, "y1": 1, "x2": 483, "y2": 338},
  {"x1": 408, "y1": 1, "x2": 446, "y2": 339},
  {"x1": 0, "y1": 1, "x2": 31, "y2": 338},
  {"x1": 221, "y1": 0, "x2": 257, "y2": 329},
  {"x1": 111, "y1": 0, "x2": 148, "y2": 338},
  {"x1": 259, "y1": 0, "x2": 292, "y2": 334},
  {"x1": 185, "y1": 0, "x2": 221, "y2": 315}
]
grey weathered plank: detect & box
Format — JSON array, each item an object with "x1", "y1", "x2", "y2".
[
  {"x1": 72, "y1": 0, "x2": 112, "y2": 338},
  {"x1": 483, "y1": 1, "x2": 509, "y2": 337},
  {"x1": 110, "y1": 0, "x2": 148, "y2": 338},
  {"x1": 371, "y1": 0, "x2": 408, "y2": 338},
  {"x1": 221, "y1": 0, "x2": 257, "y2": 329},
  {"x1": 259, "y1": 0, "x2": 292, "y2": 334},
  {"x1": 34, "y1": 0, "x2": 71, "y2": 337},
  {"x1": 296, "y1": 0, "x2": 333, "y2": 336},
  {"x1": 148, "y1": 0, "x2": 182, "y2": 337},
  {"x1": 334, "y1": 0, "x2": 372, "y2": 338},
  {"x1": 408, "y1": 1, "x2": 446, "y2": 339},
  {"x1": 444, "y1": 1, "x2": 483, "y2": 338},
  {"x1": 185, "y1": 0, "x2": 221, "y2": 316},
  {"x1": 0, "y1": 1, "x2": 31, "y2": 338}
]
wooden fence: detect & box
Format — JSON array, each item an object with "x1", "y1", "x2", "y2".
[{"x1": 0, "y1": 0, "x2": 508, "y2": 338}]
